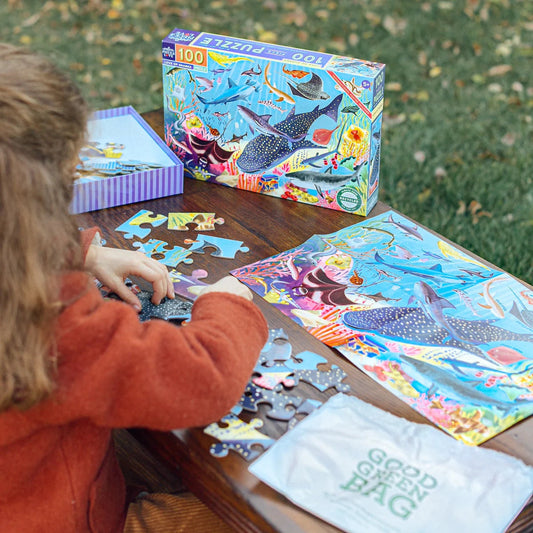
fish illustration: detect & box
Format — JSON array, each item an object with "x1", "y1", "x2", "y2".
[
  {"x1": 408, "y1": 281, "x2": 466, "y2": 343},
  {"x1": 211, "y1": 67, "x2": 231, "y2": 75},
  {"x1": 166, "y1": 67, "x2": 194, "y2": 82},
  {"x1": 342, "y1": 306, "x2": 533, "y2": 354},
  {"x1": 196, "y1": 76, "x2": 214, "y2": 91},
  {"x1": 258, "y1": 99, "x2": 287, "y2": 113},
  {"x1": 227, "y1": 132, "x2": 246, "y2": 143},
  {"x1": 282, "y1": 65, "x2": 310, "y2": 79},
  {"x1": 520, "y1": 291, "x2": 533, "y2": 306},
  {"x1": 402, "y1": 355, "x2": 530, "y2": 412},
  {"x1": 361, "y1": 226, "x2": 395, "y2": 248},
  {"x1": 452, "y1": 288, "x2": 480, "y2": 317},
  {"x1": 486, "y1": 346, "x2": 528, "y2": 365},
  {"x1": 264, "y1": 62, "x2": 295, "y2": 105},
  {"x1": 208, "y1": 51, "x2": 252, "y2": 67},
  {"x1": 508, "y1": 291, "x2": 533, "y2": 328},
  {"x1": 438, "y1": 240, "x2": 491, "y2": 270},
  {"x1": 196, "y1": 78, "x2": 255, "y2": 108},
  {"x1": 287, "y1": 72, "x2": 330, "y2": 101},
  {"x1": 241, "y1": 65, "x2": 262, "y2": 76},
  {"x1": 236, "y1": 94, "x2": 342, "y2": 173},
  {"x1": 284, "y1": 162, "x2": 364, "y2": 193},
  {"x1": 374, "y1": 252, "x2": 465, "y2": 283},
  {"x1": 236, "y1": 105, "x2": 305, "y2": 144},
  {"x1": 383, "y1": 214, "x2": 423, "y2": 240},
  {"x1": 312, "y1": 125, "x2": 339, "y2": 145},
  {"x1": 341, "y1": 105, "x2": 363, "y2": 116},
  {"x1": 478, "y1": 278, "x2": 505, "y2": 319}
]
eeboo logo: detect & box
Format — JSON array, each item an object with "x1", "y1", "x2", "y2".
[
  {"x1": 162, "y1": 45, "x2": 175, "y2": 60},
  {"x1": 337, "y1": 188, "x2": 362, "y2": 212}
]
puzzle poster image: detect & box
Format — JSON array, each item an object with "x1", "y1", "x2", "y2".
[{"x1": 231, "y1": 211, "x2": 533, "y2": 445}]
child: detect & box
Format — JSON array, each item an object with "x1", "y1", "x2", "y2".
[{"x1": 0, "y1": 43, "x2": 268, "y2": 532}]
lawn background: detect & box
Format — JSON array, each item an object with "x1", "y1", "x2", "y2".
[{"x1": 1, "y1": 0, "x2": 532, "y2": 284}]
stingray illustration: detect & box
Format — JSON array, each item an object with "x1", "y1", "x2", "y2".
[
  {"x1": 342, "y1": 306, "x2": 533, "y2": 357},
  {"x1": 236, "y1": 94, "x2": 342, "y2": 173},
  {"x1": 287, "y1": 72, "x2": 330, "y2": 101},
  {"x1": 188, "y1": 133, "x2": 235, "y2": 166},
  {"x1": 272, "y1": 264, "x2": 355, "y2": 306}
]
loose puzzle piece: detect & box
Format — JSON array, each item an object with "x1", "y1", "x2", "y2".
[
  {"x1": 258, "y1": 328, "x2": 292, "y2": 367},
  {"x1": 204, "y1": 414, "x2": 274, "y2": 461},
  {"x1": 133, "y1": 239, "x2": 193, "y2": 267},
  {"x1": 184, "y1": 234, "x2": 249, "y2": 259},
  {"x1": 137, "y1": 291, "x2": 192, "y2": 322},
  {"x1": 284, "y1": 350, "x2": 351, "y2": 393},
  {"x1": 168, "y1": 212, "x2": 225, "y2": 231},
  {"x1": 238, "y1": 382, "x2": 303, "y2": 421},
  {"x1": 287, "y1": 398, "x2": 323, "y2": 430},
  {"x1": 252, "y1": 361, "x2": 296, "y2": 390},
  {"x1": 115, "y1": 209, "x2": 167, "y2": 239},
  {"x1": 168, "y1": 269, "x2": 209, "y2": 301}
]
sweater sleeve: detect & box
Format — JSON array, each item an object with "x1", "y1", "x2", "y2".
[{"x1": 43, "y1": 272, "x2": 269, "y2": 431}]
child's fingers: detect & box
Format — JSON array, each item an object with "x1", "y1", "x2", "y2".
[{"x1": 133, "y1": 256, "x2": 174, "y2": 305}]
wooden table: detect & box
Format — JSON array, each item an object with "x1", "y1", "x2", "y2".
[{"x1": 76, "y1": 110, "x2": 533, "y2": 533}]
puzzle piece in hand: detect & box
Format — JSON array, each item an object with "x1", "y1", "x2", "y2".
[
  {"x1": 184, "y1": 234, "x2": 249, "y2": 259},
  {"x1": 115, "y1": 209, "x2": 167, "y2": 239},
  {"x1": 204, "y1": 414, "x2": 274, "y2": 461},
  {"x1": 287, "y1": 398, "x2": 323, "y2": 430},
  {"x1": 137, "y1": 291, "x2": 192, "y2": 322},
  {"x1": 169, "y1": 269, "x2": 209, "y2": 301},
  {"x1": 258, "y1": 328, "x2": 292, "y2": 367},
  {"x1": 168, "y1": 212, "x2": 225, "y2": 231},
  {"x1": 133, "y1": 239, "x2": 193, "y2": 267},
  {"x1": 238, "y1": 382, "x2": 303, "y2": 421}
]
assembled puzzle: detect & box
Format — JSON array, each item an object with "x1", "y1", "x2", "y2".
[
  {"x1": 162, "y1": 29, "x2": 385, "y2": 215},
  {"x1": 71, "y1": 106, "x2": 183, "y2": 214},
  {"x1": 231, "y1": 210, "x2": 533, "y2": 446}
]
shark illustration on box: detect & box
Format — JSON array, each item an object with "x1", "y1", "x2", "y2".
[
  {"x1": 162, "y1": 29, "x2": 385, "y2": 215},
  {"x1": 231, "y1": 210, "x2": 533, "y2": 446}
]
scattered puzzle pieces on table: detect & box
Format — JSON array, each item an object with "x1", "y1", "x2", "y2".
[
  {"x1": 137, "y1": 291, "x2": 192, "y2": 322},
  {"x1": 238, "y1": 382, "x2": 303, "y2": 421},
  {"x1": 204, "y1": 414, "x2": 274, "y2": 461},
  {"x1": 184, "y1": 234, "x2": 249, "y2": 259},
  {"x1": 168, "y1": 212, "x2": 225, "y2": 231},
  {"x1": 169, "y1": 269, "x2": 209, "y2": 301},
  {"x1": 133, "y1": 239, "x2": 193, "y2": 267},
  {"x1": 285, "y1": 351, "x2": 351, "y2": 393},
  {"x1": 115, "y1": 209, "x2": 167, "y2": 239}
]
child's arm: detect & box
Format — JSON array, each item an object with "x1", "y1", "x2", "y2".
[{"x1": 84, "y1": 245, "x2": 175, "y2": 309}]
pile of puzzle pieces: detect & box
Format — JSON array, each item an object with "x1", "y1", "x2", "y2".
[
  {"x1": 114, "y1": 208, "x2": 249, "y2": 269},
  {"x1": 203, "y1": 328, "x2": 350, "y2": 461}
]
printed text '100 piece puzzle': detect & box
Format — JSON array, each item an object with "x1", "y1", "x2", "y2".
[{"x1": 162, "y1": 29, "x2": 385, "y2": 215}]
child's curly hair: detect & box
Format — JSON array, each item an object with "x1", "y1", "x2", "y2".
[{"x1": 0, "y1": 44, "x2": 89, "y2": 410}]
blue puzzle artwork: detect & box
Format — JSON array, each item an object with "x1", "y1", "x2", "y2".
[
  {"x1": 115, "y1": 209, "x2": 168, "y2": 239},
  {"x1": 169, "y1": 268, "x2": 209, "y2": 301},
  {"x1": 232, "y1": 209, "x2": 533, "y2": 445},
  {"x1": 184, "y1": 234, "x2": 249, "y2": 259},
  {"x1": 137, "y1": 291, "x2": 192, "y2": 322},
  {"x1": 238, "y1": 382, "x2": 303, "y2": 421},
  {"x1": 133, "y1": 239, "x2": 193, "y2": 267}
]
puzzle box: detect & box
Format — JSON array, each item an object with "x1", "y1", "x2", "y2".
[
  {"x1": 161, "y1": 29, "x2": 385, "y2": 215},
  {"x1": 70, "y1": 106, "x2": 183, "y2": 214}
]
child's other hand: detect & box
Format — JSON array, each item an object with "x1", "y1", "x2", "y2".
[
  {"x1": 85, "y1": 246, "x2": 174, "y2": 310},
  {"x1": 197, "y1": 275, "x2": 253, "y2": 301}
]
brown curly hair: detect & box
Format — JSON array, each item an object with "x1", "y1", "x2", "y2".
[{"x1": 0, "y1": 44, "x2": 89, "y2": 411}]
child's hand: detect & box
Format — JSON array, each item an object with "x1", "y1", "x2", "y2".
[
  {"x1": 85, "y1": 246, "x2": 174, "y2": 310},
  {"x1": 197, "y1": 275, "x2": 253, "y2": 301}
]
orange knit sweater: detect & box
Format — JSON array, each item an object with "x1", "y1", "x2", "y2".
[{"x1": 0, "y1": 232, "x2": 268, "y2": 532}]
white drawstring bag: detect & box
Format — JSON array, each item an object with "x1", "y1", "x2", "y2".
[{"x1": 249, "y1": 393, "x2": 533, "y2": 533}]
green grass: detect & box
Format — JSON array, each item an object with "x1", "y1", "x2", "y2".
[{"x1": 1, "y1": 0, "x2": 532, "y2": 284}]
